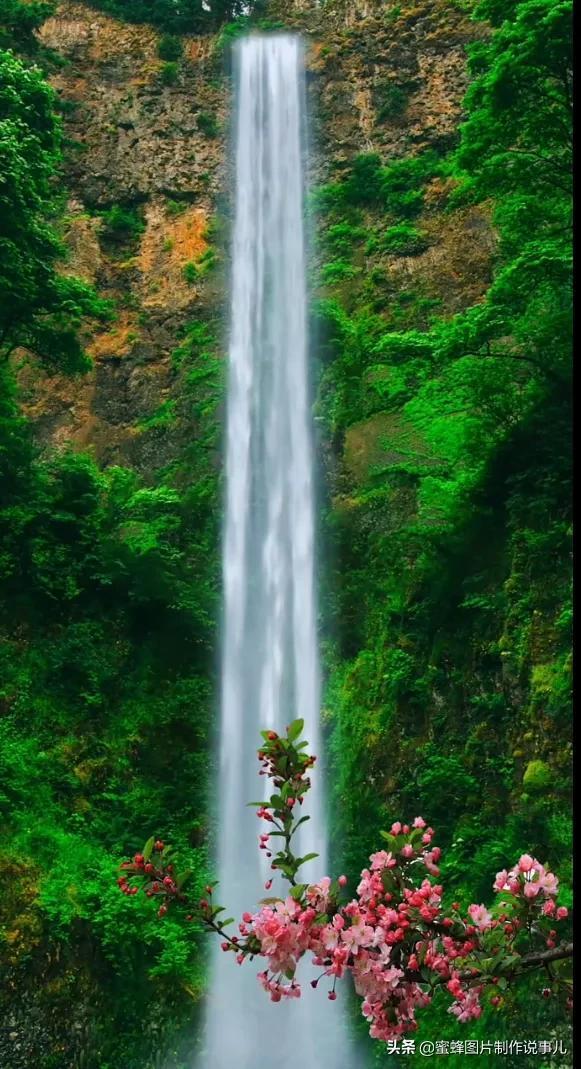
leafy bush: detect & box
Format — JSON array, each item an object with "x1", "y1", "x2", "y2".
[
  {"x1": 0, "y1": 50, "x2": 107, "y2": 372},
  {"x1": 345, "y1": 153, "x2": 385, "y2": 207},
  {"x1": 182, "y1": 261, "x2": 199, "y2": 283},
  {"x1": 81, "y1": 0, "x2": 262, "y2": 35},
  {"x1": 321, "y1": 260, "x2": 361, "y2": 284},
  {"x1": 324, "y1": 221, "x2": 367, "y2": 256},
  {"x1": 159, "y1": 60, "x2": 178, "y2": 86},
  {"x1": 100, "y1": 204, "x2": 144, "y2": 243},
  {"x1": 380, "y1": 223, "x2": 430, "y2": 255},
  {"x1": 0, "y1": 0, "x2": 54, "y2": 50},
  {"x1": 196, "y1": 111, "x2": 219, "y2": 138},
  {"x1": 156, "y1": 33, "x2": 182, "y2": 61}
]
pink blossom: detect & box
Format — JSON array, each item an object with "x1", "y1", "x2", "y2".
[
  {"x1": 468, "y1": 904, "x2": 493, "y2": 930},
  {"x1": 448, "y1": 987, "x2": 483, "y2": 1023},
  {"x1": 370, "y1": 850, "x2": 397, "y2": 872},
  {"x1": 493, "y1": 869, "x2": 510, "y2": 892},
  {"x1": 518, "y1": 854, "x2": 535, "y2": 873}
]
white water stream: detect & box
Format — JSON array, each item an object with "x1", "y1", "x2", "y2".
[{"x1": 198, "y1": 34, "x2": 354, "y2": 1069}]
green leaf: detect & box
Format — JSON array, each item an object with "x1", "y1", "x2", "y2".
[
  {"x1": 379, "y1": 831, "x2": 397, "y2": 848},
  {"x1": 143, "y1": 836, "x2": 155, "y2": 861},
  {"x1": 176, "y1": 868, "x2": 192, "y2": 891},
  {"x1": 292, "y1": 815, "x2": 311, "y2": 831},
  {"x1": 287, "y1": 718, "x2": 304, "y2": 742}
]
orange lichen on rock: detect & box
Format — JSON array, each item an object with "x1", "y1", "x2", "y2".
[
  {"x1": 138, "y1": 201, "x2": 210, "y2": 310},
  {"x1": 87, "y1": 311, "x2": 140, "y2": 360}
]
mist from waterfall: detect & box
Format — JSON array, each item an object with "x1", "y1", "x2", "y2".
[{"x1": 197, "y1": 33, "x2": 355, "y2": 1069}]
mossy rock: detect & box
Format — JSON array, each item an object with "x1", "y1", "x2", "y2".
[{"x1": 522, "y1": 760, "x2": 553, "y2": 793}]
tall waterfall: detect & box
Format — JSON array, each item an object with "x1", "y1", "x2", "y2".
[{"x1": 199, "y1": 34, "x2": 353, "y2": 1069}]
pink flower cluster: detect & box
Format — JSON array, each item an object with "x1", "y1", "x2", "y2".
[
  {"x1": 228, "y1": 824, "x2": 570, "y2": 1042},
  {"x1": 494, "y1": 854, "x2": 559, "y2": 900},
  {"x1": 119, "y1": 729, "x2": 572, "y2": 1045}
]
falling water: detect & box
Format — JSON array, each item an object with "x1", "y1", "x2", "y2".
[{"x1": 198, "y1": 34, "x2": 353, "y2": 1069}]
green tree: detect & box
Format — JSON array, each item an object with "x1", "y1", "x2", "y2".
[
  {"x1": 81, "y1": 0, "x2": 262, "y2": 34},
  {"x1": 0, "y1": 50, "x2": 107, "y2": 373},
  {"x1": 0, "y1": 0, "x2": 54, "y2": 51}
]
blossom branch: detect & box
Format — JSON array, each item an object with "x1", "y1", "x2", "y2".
[{"x1": 118, "y1": 723, "x2": 573, "y2": 1041}]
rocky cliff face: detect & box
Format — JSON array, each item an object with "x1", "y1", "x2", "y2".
[
  {"x1": 23, "y1": 0, "x2": 490, "y2": 480},
  {"x1": 21, "y1": 2, "x2": 227, "y2": 474}
]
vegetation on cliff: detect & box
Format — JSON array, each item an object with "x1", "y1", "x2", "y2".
[
  {"x1": 313, "y1": 0, "x2": 572, "y2": 1060},
  {"x1": 0, "y1": 0, "x2": 572, "y2": 1066}
]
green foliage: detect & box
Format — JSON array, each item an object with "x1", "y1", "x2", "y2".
[
  {"x1": 320, "y1": 259, "x2": 361, "y2": 284},
  {"x1": 0, "y1": 0, "x2": 54, "y2": 50},
  {"x1": 522, "y1": 760, "x2": 553, "y2": 793},
  {"x1": 324, "y1": 221, "x2": 367, "y2": 256},
  {"x1": 319, "y1": 4, "x2": 572, "y2": 1058},
  {"x1": 182, "y1": 260, "x2": 199, "y2": 283},
  {"x1": 0, "y1": 335, "x2": 221, "y2": 1056},
  {"x1": 0, "y1": 50, "x2": 107, "y2": 372},
  {"x1": 156, "y1": 32, "x2": 182, "y2": 60},
  {"x1": 80, "y1": 0, "x2": 262, "y2": 34},
  {"x1": 313, "y1": 150, "x2": 441, "y2": 222},
  {"x1": 196, "y1": 110, "x2": 219, "y2": 138},
  {"x1": 100, "y1": 204, "x2": 145, "y2": 243},
  {"x1": 372, "y1": 223, "x2": 430, "y2": 256},
  {"x1": 165, "y1": 197, "x2": 189, "y2": 216},
  {"x1": 159, "y1": 60, "x2": 179, "y2": 86},
  {"x1": 458, "y1": 0, "x2": 572, "y2": 201}
]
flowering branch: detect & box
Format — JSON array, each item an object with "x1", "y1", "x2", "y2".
[{"x1": 118, "y1": 721, "x2": 573, "y2": 1041}]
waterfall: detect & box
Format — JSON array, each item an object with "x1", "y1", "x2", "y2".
[{"x1": 198, "y1": 33, "x2": 354, "y2": 1069}]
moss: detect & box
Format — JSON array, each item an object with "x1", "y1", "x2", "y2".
[{"x1": 522, "y1": 760, "x2": 554, "y2": 793}]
